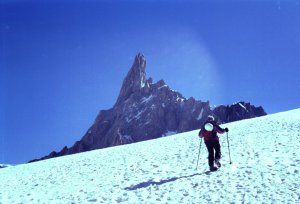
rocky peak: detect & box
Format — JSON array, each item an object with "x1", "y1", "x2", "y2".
[
  {"x1": 30, "y1": 53, "x2": 267, "y2": 163},
  {"x1": 115, "y1": 53, "x2": 147, "y2": 106}
]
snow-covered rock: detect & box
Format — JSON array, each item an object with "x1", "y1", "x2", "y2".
[{"x1": 1, "y1": 109, "x2": 299, "y2": 203}]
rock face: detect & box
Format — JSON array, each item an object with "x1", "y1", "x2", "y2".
[{"x1": 30, "y1": 53, "x2": 266, "y2": 162}]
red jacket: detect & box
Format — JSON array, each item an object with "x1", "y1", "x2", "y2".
[{"x1": 198, "y1": 121, "x2": 226, "y2": 141}]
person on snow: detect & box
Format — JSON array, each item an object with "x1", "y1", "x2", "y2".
[{"x1": 199, "y1": 115, "x2": 229, "y2": 171}]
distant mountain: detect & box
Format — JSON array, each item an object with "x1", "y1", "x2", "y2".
[{"x1": 30, "y1": 53, "x2": 266, "y2": 162}]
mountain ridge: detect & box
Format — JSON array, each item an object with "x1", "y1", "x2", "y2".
[{"x1": 29, "y1": 53, "x2": 266, "y2": 162}]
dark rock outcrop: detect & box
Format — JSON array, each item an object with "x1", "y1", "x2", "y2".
[
  {"x1": 212, "y1": 102, "x2": 266, "y2": 123},
  {"x1": 0, "y1": 164, "x2": 11, "y2": 169},
  {"x1": 30, "y1": 53, "x2": 266, "y2": 162}
]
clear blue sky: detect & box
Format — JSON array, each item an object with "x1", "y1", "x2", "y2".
[{"x1": 1, "y1": 0, "x2": 300, "y2": 164}]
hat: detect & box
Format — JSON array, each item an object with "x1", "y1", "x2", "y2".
[{"x1": 207, "y1": 115, "x2": 215, "y2": 122}]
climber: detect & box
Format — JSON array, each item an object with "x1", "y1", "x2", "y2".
[{"x1": 198, "y1": 115, "x2": 229, "y2": 171}]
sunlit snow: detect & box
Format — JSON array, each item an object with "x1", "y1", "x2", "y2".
[
  {"x1": 141, "y1": 95, "x2": 153, "y2": 104},
  {"x1": 238, "y1": 102, "x2": 247, "y2": 111},
  {"x1": 1, "y1": 109, "x2": 299, "y2": 203},
  {"x1": 197, "y1": 108, "x2": 204, "y2": 120},
  {"x1": 163, "y1": 131, "x2": 178, "y2": 137}
]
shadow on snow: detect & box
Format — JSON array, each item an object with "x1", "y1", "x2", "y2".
[{"x1": 124, "y1": 172, "x2": 210, "y2": 191}]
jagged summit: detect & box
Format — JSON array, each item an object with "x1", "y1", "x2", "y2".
[
  {"x1": 115, "y1": 53, "x2": 147, "y2": 106},
  {"x1": 30, "y1": 54, "x2": 266, "y2": 162}
]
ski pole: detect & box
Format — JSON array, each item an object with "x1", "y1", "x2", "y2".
[
  {"x1": 226, "y1": 132, "x2": 232, "y2": 164},
  {"x1": 196, "y1": 138, "x2": 202, "y2": 170}
]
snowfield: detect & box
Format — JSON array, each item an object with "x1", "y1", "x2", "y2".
[{"x1": 1, "y1": 109, "x2": 300, "y2": 203}]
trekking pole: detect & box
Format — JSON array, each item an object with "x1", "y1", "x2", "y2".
[
  {"x1": 196, "y1": 138, "x2": 203, "y2": 170},
  {"x1": 226, "y1": 132, "x2": 232, "y2": 164}
]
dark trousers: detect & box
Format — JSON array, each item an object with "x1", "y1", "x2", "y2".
[{"x1": 205, "y1": 140, "x2": 221, "y2": 167}]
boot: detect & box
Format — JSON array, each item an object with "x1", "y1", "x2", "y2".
[
  {"x1": 215, "y1": 159, "x2": 221, "y2": 168},
  {"x1": 209, "y1": 166, "x2": 218, "y2": 171}
]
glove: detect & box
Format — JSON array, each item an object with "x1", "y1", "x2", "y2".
[{"x1": 225, "y1": 128, "x2": 229, "y2": 132}]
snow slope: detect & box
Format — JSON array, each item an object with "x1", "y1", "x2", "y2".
[{"x1": 1, "y1": 109, "x2": 300, "y2": 203}]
